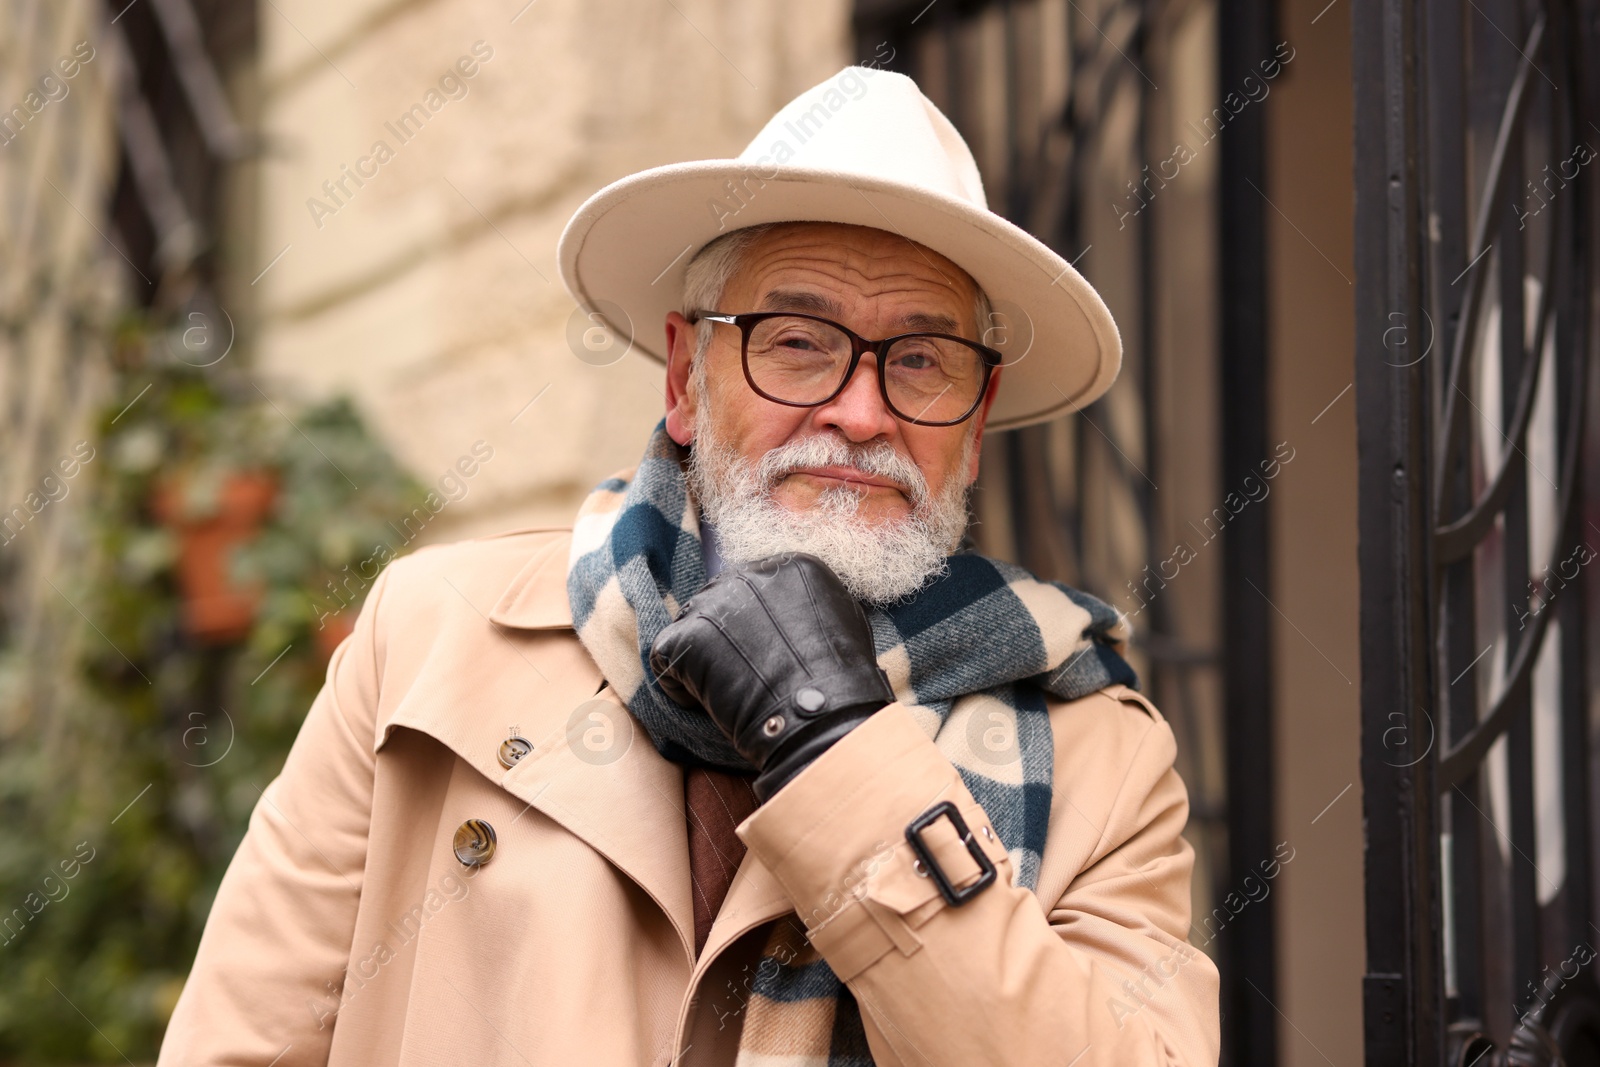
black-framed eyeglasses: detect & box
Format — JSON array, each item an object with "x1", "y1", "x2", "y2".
[{"x1": 686, "y1": 310, "x2": 1001, "y2": 427}]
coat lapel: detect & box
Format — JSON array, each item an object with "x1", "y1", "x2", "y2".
[
  {"x1": 499, "y1": 679, "x2": 698, "y2": 960},
  {"x1": 697, "y1": 849, "x2": 793, "y2": 965},
  {"x1": 481, "y1": 533, "x2": 802, "y2": 970},
  {"x1": 374, "y1": 532, "x2": 698, "y2": 962},
  {"x1": 488, "y1": 534, "x2": 800, "y2": 962}
]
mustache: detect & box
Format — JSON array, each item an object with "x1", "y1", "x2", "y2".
[{"x1": 754, "y1": 435, "x2": 929, "y2": 506}]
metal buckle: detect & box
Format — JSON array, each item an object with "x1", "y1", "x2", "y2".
[{"x1": 904, "y1": 800, "x2": 997, "y2": 907}]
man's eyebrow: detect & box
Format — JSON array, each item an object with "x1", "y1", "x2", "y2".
[
  {"x1": 758, "y1": 289, "x2": 843, "y2": 317},
  {"x1": 757, "y1": 288, "x2": 964, "y2": 335},
  {"x1": 897, "y1": 310, "x2": 963, "y2": 334}
]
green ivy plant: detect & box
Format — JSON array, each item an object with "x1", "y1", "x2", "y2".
[{"x1": 0, "y1": 321, "x2": 426, "y2": 1063}]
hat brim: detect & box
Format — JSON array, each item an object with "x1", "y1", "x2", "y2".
[{"x1": 557, "y1": 161, "x2": 1121, "y2": 430}]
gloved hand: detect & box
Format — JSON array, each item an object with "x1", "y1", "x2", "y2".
[{"x1": 649, "y1": 552, "x2": 896, "y2": 802}]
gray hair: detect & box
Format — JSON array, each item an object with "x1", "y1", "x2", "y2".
[
  {"x1": 680, "y1": 224, "x2": 995, "y2": 367},
  {"x1": 682, "y1": 224, "x2": 776, "y2": 362}
]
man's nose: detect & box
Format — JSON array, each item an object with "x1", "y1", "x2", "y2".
[{"x1": 811, "y1": 352, "x2": 898, "y2": 442}]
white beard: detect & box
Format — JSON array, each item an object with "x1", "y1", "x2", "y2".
[{"x1": 687, "y1": 406, "x2": 975, "y2": 605}]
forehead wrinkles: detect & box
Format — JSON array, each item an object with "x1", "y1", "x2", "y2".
[{"x1": 737, "y1": 230, "x2": 974, "y2": 311}]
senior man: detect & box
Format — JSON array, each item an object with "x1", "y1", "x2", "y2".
[{"x1": 159, "y1": 68, "x2": 1219, "y2": 1066}]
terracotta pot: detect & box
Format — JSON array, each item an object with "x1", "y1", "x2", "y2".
[{"x1": 153, "y1": 472, "x2": 278, "y2": 645}]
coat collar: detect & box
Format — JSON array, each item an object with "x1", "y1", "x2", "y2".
[{"x1": 486, "y1": 529, "x2": 575, "y2": 630}]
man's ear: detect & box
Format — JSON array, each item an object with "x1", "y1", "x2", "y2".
[
  {"x1": 663, "y1": 311, "x2": 699, "y2": 446},
  {"x1": 966, "y1": 367, "x2": 1002, "y2": 483}
]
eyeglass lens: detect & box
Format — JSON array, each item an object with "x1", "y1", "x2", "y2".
[{"x1": 745, "y1": 315, "x2": 986, "y2": 424}]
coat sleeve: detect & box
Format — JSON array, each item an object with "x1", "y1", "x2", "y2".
[
  {"x1": 736, "y1": 697, "x2": 1221, "y2": 1067},
  {"x1": 157, "y1": 562, "x2": 396, "y2": 1067}
]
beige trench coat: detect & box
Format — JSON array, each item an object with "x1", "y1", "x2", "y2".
[{"x1": 157, "y1": 528, "x2": 1220, "y2": 1066}]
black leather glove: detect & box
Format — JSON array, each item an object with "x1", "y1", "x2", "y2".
[{"x1": 649, "y1": 552, "x2": 895, "y2": 802}]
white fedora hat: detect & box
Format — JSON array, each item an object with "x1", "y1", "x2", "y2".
[{"x1": 556, "y1": 65, "x2": 1121, "y2": 430}]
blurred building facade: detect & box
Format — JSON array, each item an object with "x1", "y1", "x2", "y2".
[
  {"x1": 0, "y1": 0, "x2": 120, "y2": 753},
  {"x1": 251, "y1": 0, "x2": 854, "y2": 539}
]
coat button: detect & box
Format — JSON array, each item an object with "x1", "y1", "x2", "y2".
[
  {"x1": 453, "y1": 819, "x2": 497, "y2": 868},
  {"x1": 498, "y1": 736, "x2": 533, "y2": 769}
]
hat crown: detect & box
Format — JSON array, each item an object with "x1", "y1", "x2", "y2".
[{"x1": 735, "y1": 67, "x2": 988, "y2": 210}]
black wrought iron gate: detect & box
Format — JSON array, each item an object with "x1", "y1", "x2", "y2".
[{"x1": 1354, "y1": 0, "x2": 1600, "y2": 1063}]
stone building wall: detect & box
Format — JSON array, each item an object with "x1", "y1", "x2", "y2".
[
  {"x1": 0, "y1": 0, "x2": 120, "y2": 734},
  {"x1": 254, "y1": 0, "x2": 853, "y2": 541}
]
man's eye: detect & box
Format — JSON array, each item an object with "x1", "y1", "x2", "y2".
[
  {"x1": 892, "y1": 346, "x2": 941, "y2": 371},
  {"x1": 775, "y1": 333, "x2": 829, "y2": 352}
]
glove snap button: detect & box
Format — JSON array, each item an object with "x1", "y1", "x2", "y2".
[
  {"x1": 762, "y1": 715, "x2": 786, "y2": 736},
  {"x1": 795, "y1": 687, "x2": 827, "y2": 712},
  {"x1": 913, "y1": 859, "x2": 930, "y2": 878}
]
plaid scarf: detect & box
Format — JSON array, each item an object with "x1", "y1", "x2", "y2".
[{"x1": 566, "y1": 422, "x2": 1137, "y2": 1064}]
